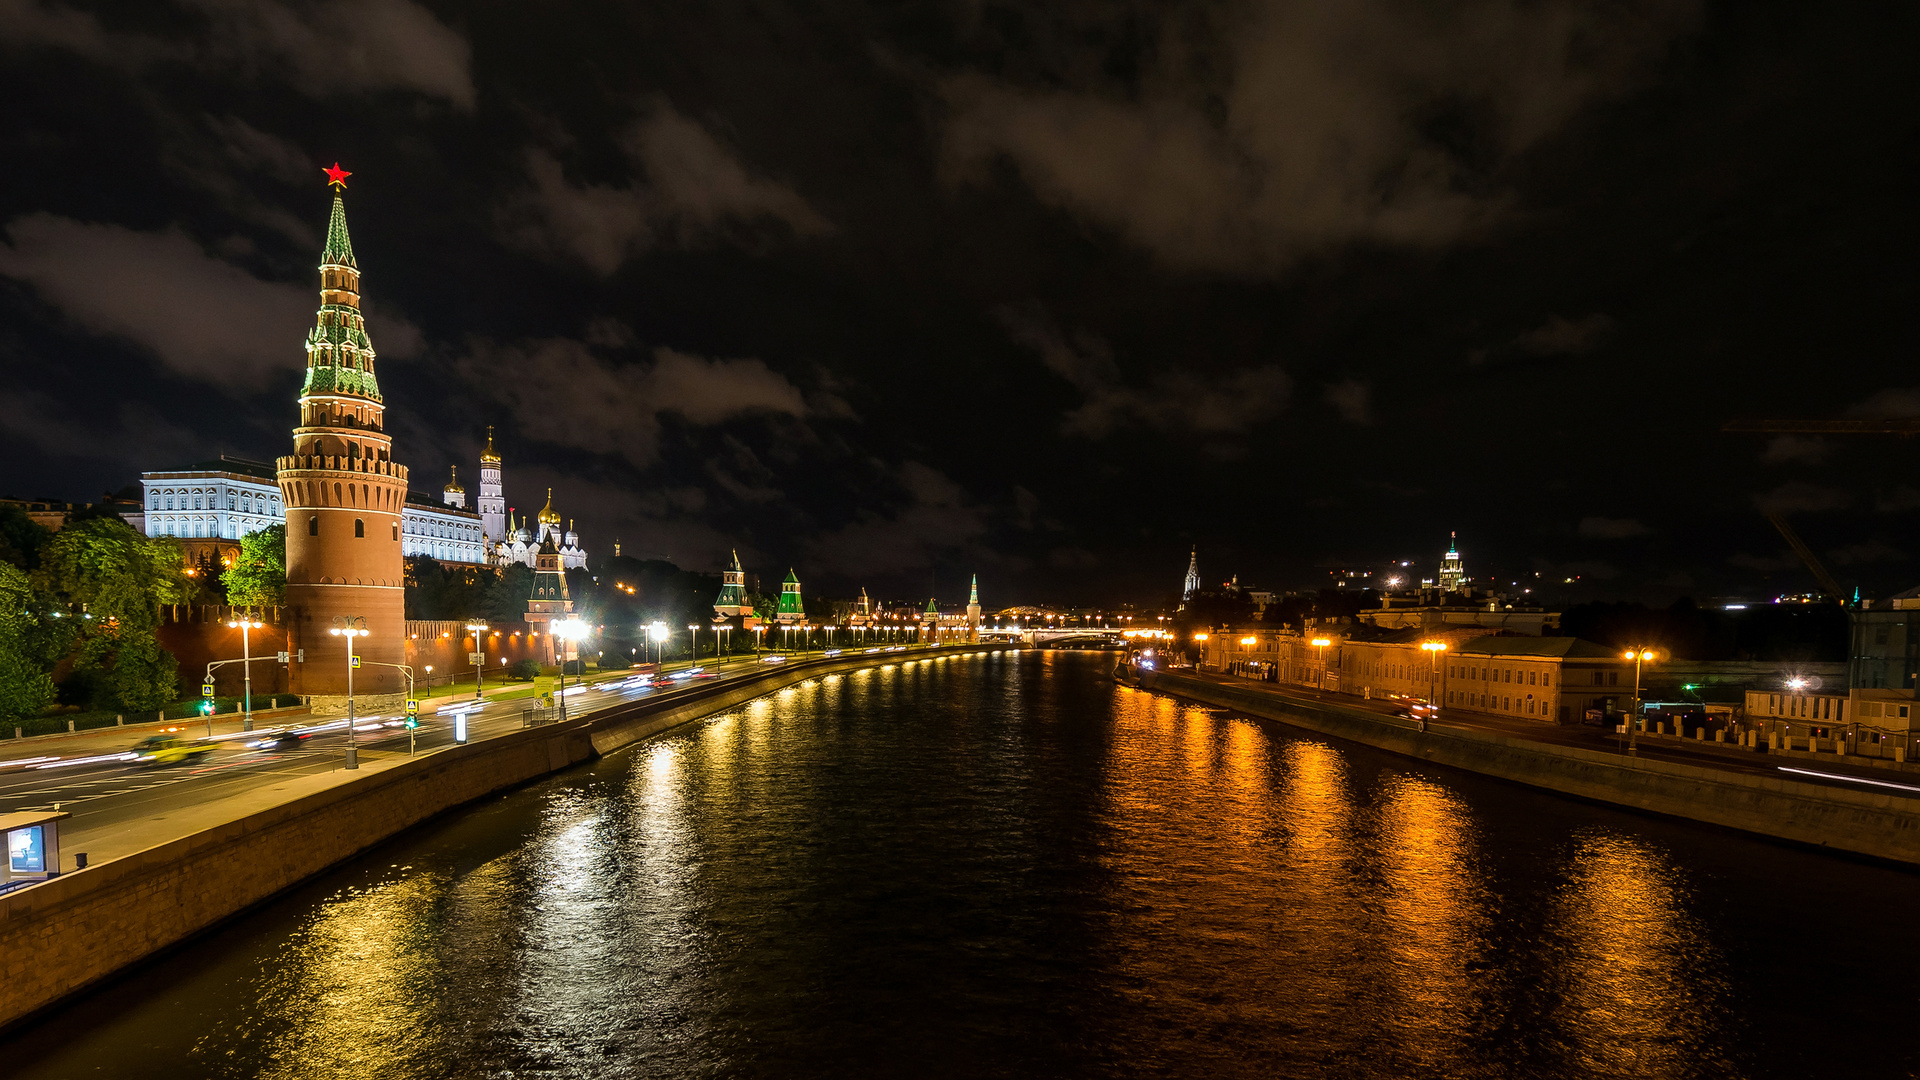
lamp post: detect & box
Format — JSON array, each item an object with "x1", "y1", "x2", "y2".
[
  {"x1": 1420, "y1": 640, "x2": 1449, "y2": 724},
  {"x1": 466, "y1": 621, "x2": 489, "y2": 699},
  {"x1": 688, "y1": 623, "x2": 701, "y2": 667},
  {"x1": 225, "y1": 617, "x2": 263, "y2": 731},
  {"x1": 553, "y1": 618, "x2": 587, "y2": 722},
  {"x1": 1622, "y1": 647, "x2": 1658, "y2": 755},
  {"x1": 327, "y1": 616, "x2": 369, "y2": 770},
  {"x1": 648, "y1": 621, "x2": 668, "y2": 669},
  {"x1": 1310, "y1": 637, "x2": 1332, "y2": 689}
]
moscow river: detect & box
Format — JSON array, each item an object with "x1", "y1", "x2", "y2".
[{"x1": 7, "y1": 650, "x2": 1918, "y2": 1079}]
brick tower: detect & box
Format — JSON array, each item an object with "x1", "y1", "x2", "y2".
[{"x1": 278, "y1": 166, "x2": 409, "y2": 710}]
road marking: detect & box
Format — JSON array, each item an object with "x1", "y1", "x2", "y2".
[{"x1": 1777, "y1": 766, "x2": 1920, "y2": 795}]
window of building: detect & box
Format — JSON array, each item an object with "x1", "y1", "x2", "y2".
[
  {"x1": 165, "y1": 494, "x2": 175, "y2": 510},
  {"x1": 227, "y1": 493, "x2": 237, "y2": 510},
  {"x1": 391, "y1": 523, "x2": 399, "y2": 541},
  {"x1": 354, "y1": 519, "x2": 365, "y2": 538},
  {"x1": 1529, "y1": 672, "x2": 1537, "y2": 685},
  {"x1": 1609, "y1": 672, "x2": 1619, "y2": 686},
  {"x1": 1592, "y1": 671, "x2": 1605, "y2": 685},
  {"x1": 308, "y1": 516, "x2": 319, "y2": 536},
  {"x1": 1543, "y1": 673, "x2": 1551, "y2": 688}
]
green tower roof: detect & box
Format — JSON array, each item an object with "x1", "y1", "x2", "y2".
[
  {"x1": 925, "y1": 596, "x2": 939, "y2": 614},
  {"x1": 783, "y1": 568, "x2": 801, "y2": 585},
  {"x1": 323, "y1": 195, "x2": 357, "y2": 268}
]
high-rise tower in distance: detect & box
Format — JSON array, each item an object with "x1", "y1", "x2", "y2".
[{"x1": 277, "y1": 165, "x2": 408, "y2": 708}]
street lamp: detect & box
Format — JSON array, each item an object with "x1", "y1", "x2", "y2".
[
  {"x1": 466, "y1": 621, "x2": 489, "y2": 699},
  {"x1": 1311, "y1": 637, "x2": 1332, "y2": 689},
  {"x1": 648, "y1": 621, "x2": 668, "y2": 668},
  {"x1": 1622, "y1": 647, "x2": 1659, "y2": 755},
  {"x1": 553, "y1": 618, "x2": 588, "y2": 722},
  {"x1": 225, "y1": 617, "x2": 264, "y2": 731},
  {"x1": 327, "y1": 616, "x2": 369, "y2": 770},
  {"x1": 1420, "y1": 640, "x2": 1449, "y2": 721},
  {"x1": 688, "y1": 623, "x2": 701, "y2": 666}
]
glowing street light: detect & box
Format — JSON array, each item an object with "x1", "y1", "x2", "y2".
[
  {"x1": 225, "y1": 617, "x2": 264, "y2": 731},
  {"x1": 1420, "y1": 640, "x2": 1449, "y2": 719},
  {"x1": 553, "y1": 618, "x2": 589, "y2": 722},
  {"x1": 466, "y1": 621, "x2": 489, "y2": 699},
  {"x1": 327, "y1": 616, "x2": 370, "y2": 770},
  {"x1": 1310, "y1": 636, "x2": 1332, "y2": 689},
  {"x1": 1621, "y1": 647, "x2": 1660, "y2": 754}
]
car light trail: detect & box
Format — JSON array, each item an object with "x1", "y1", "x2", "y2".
[{"x1": 1777, "y1": 766, "x2": 1920, "y2": 795}]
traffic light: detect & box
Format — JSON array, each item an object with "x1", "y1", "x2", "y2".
[
  {"x1": 199, "y1": 699, "x2": 215, "y2": 716},
  {"x1": 404, "y1": 716, "x2": 419, "y2": 730}
]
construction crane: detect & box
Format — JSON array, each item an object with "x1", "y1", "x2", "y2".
[{"x1": 1720, "y1": 417, "x2": 1910, "y2": 603}]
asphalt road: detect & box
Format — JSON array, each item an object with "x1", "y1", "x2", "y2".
[{"x1": 0, "y1": 661, "x2": 799, "y2": 844}]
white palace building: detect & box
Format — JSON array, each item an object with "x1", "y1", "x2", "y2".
[
  {"x1": 138, "y1": 433, "x2": 586, "y2": 572},
  {"x1": 140, "y1": 455, "x2": 486, "y2": 570}
]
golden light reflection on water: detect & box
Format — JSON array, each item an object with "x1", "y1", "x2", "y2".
[
  {"x1": 1550, "y1": 831, "x2": 1736, "y2": 1078},
  {"x1": 1374, "y1": 776, "x2": 1484, "y2": 1065}
]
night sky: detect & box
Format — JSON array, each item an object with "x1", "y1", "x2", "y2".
[{"x1": 2, "y1": 0, "x2": 1916, "y2": 607}]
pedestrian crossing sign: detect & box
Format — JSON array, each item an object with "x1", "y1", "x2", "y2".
[
  {"x1": 351, "y1": 657, "x2": 361, "y2": 668},
  {"x1": 201, "y1": 683, "x2": 214, "y2": 698},
  {"x1": 406, "y1": 699, "x2": 419, "y2": 714}
]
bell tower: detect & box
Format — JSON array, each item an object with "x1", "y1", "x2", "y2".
[{"x1": 277, "y1": 164, "x2": 409, "y2": 710}]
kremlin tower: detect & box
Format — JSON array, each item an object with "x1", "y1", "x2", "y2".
[{"x1": 277, "y1": 165, "x2": 408, "y2": 709}]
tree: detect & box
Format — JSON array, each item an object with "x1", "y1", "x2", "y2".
[
  {"x1": 484, "y1": 563, "x2": 536, "y2": 625},
  {"x1": 0, "y1": 563, "x2": 60, "y2": 722},
  {"x1": 223, "y1": 523, "x2": 286, "y2": 608},
  {"x1": 0, "y1": 505, "x2": 52, "y2": 571},
  {"x1": 34, "y1": 518, "x2": 192, "y2": 711}
]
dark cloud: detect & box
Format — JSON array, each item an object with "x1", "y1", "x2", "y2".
[
  {"x1": 1, "y1": 0, "x2": 473, "y2": 105},
  {"x1": 455, "y1": 338, "x2": 817, "y2": 468},
  {"x1": 504, "y1": 102, "x2": 831, "y2": 274},
  {"x1": 1755, "y1": 483, "x2": 1851, "y2": 515},
  {"x1": 999, "y1": 304, "x2": 1289, "y2": 437},
  {"x1": 940, "y1": 0, "x2": 1697, "y2": 273},
  {"x1": 1513, "y1": 313, "x2": 1615, "y2": 356},
  {"x1": 1761, "y1": 435, "x2": 1830, "y2": 465},
  {"x1": 803, "y1": 462, "x2": 989, "y2": 579},
  {"x1": 1577, "y1": 517, "x2": 1651, "y2": 539},
  {"x1": 0, "y1": 214, "x2": 417, "y2": 386},
  {"x1": 1324, "y1": 380, "x2": 1372, "y2": 425}
]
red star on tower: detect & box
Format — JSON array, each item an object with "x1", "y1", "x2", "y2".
[{"x1": 323, "y1": 162, "x2": 351, "y2": 190}]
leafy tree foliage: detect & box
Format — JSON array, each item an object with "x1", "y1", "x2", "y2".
[
  {"x1": 405, "y1": 556, "x2": 494, "y2": 620},
  {"x1": 484, "y1": 564, "x2": 537, "y2": 625},
  {"x1": 0, "y1": 563, "x2": 62, "y2": 722},
  {"x1": 222, "y1": 523, "x2": 287, "y2": 608},
  {"x1": 32, "y1": 518, "x2": 192, "y2": 711},
  {"x1": 0, "y1": 505, "x2": 53, "y2": 571}
]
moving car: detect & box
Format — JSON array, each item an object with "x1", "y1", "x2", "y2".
[{"x1": 131, "y1": 734, "x2": 217, "y2": 766}]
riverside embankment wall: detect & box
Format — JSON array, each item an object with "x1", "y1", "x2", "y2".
[
  {"x1": 1143, "y1": 670, "x2": 1920, "y2": 865},
  {"x1": 0, "y1": 646, "x2": 1010, "y2": 1031}
]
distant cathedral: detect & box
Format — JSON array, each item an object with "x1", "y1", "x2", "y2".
[{"x1": 443, "y1": 427, "x2": 587, "y2": 570}]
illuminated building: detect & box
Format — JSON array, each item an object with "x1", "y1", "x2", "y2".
[
  {"x1": 1437, "y1": 532, "x2": 1466, "y2": 592},
  {"x1": 1180, "y1": 546, "x2": 1200, "y2": 609},
  {"x1": 524, "y1": 535, "x2": 574, "y2": 665},
  {"x1": 275, "y1": 177, "x2": 408, "y2": 706},
  {"x1": 776, "y1": 569, "x2": 805, "y2": 624}
]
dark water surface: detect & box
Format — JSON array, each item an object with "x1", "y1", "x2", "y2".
[{"x1": 8, "y1": 651, "x2": 1919, "y2": 1079}]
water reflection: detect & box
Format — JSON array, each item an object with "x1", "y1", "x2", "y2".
[
  {"x1": 1549, "y1": 830, "x2": 1739, "y2": 1078},
  {"x1": 1373, "y1": 776, "x2": 1485, "y2": 1069}
]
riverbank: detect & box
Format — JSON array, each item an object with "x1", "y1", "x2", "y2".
[
  {"x1": 0, "y1": 644, "x2": 1012, "y2": 1032},
  {"x1": 1139, "y1": 669, "x2": 1920, "y2": 866}
]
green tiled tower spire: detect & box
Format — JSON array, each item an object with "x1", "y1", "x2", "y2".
[
  {"x1": 300, "y1": 193, "x2": 380, "y2": 400},
  {"x1": 776, "y1": 568, "x2": 804, "y2": 621},
  {"x1": 713, "y1": 549, "x2": 748, "y2": 617}
]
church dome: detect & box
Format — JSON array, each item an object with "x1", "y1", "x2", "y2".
[
  {"x1": 443, "y1": 465, "x2": 464, "y2": 493},
  {"x1": 538, "y1": 488, "x2": 561, "y2": 525},
  {"x1": 481, "y1": 425, "x2": 501, "y2": 465}
]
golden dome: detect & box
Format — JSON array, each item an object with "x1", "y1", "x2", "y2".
[
  {"x1": 443, "y1": 464, "x2": 464, "y2": 493},
  {"x1": 480, "y1": 424, "x2": 501, "y2": 465},
  {"x1": 538, "y1": 488, "x2": 561, "y2": 525}
]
